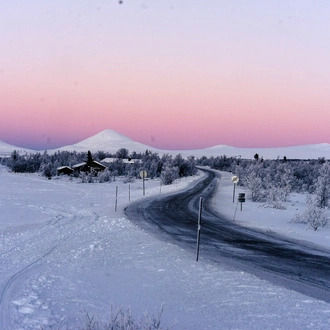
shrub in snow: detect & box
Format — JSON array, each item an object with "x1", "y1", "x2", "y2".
[
  {"x1": 122, "y1": 174, "x2": 135, "y2": 183},
  {"x1": 87, "y1": 173, "x2": 94, "y2": 183},
  {"x1": 98, "y1": 169, "x2": 112, "y2": 183},
  {"x1": 266, "y1": 186, "x2": 286, "y2": 210},
  {"x1": 81, "y1": 172, "x2": 87, "y2": 183},
  {"x1": 292, "y1": 195, "x2": 329, "y2": 231},
  {"x1": 81, "y1": 172, "x2": 93, "y2": 183},
  {"x1": 112, "y1": 169, "x2": 119, "y2": 181},
  {"x1": 41, "y1": 303, "x2": 174, "y2": 330},
  {"x1": 82, "y1": 305, "x2": 172, "y2": 330}
]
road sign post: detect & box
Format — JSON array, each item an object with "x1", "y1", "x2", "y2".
[
  {"x1": 140, "y1": 170, "x2": 147, "y2": 196},
  {"x1": 196, "y1": 197, "x2": 203, "y2": 262},
  {"x1": 115, "y1": 186, "x2": 118, "y2": 212},
  {"x1": 238, "y1": 193, "x2": 245, "y2": 211},
  {"x1": 231, "y1": 176, "x2": 239, "y2": 203}
]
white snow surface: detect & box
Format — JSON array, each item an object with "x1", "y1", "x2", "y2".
[{"x1": 1, "y1": 165, "x2": 330, "y2": 329}]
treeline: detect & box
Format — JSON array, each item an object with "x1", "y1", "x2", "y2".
[
  {"x1": 197, "y1": 155, "x2": 328, "y2": 197},
  {"x1": 198, "y1": 155, "x2": 330, "y2": 212},
  {"x1": 0, "y1": 148, "x2": 197, "y2": 185},
  {"x1": 2, "y1": 149, "x2": 330, "y2": 198}
]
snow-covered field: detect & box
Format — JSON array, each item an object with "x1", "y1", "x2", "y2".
[{"x1": 1, "y1": 165, "x2": 330, "y2": 330}]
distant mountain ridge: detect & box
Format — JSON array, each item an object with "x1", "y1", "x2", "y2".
[
  {"x1": 195, "y1": 143, "x2": 330, "y2": 161},
  {"x1": 1, "y1": 129, "x2": 330, "y2": 160},
  {"x1": 0, "y1": 140, "x2": 34, "y2": 156}
]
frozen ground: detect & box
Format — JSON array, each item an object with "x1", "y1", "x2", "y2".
[{"x1": 1, "y1": 165, "x2": 330, "y2": 329}]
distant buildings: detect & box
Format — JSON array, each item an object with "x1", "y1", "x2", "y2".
[
  {"x1": 57, "y1": 160, "x2": 107, "y2": 176},
  {"x1": 100, "y1": 157, "x2": 140, "y2": 164}
]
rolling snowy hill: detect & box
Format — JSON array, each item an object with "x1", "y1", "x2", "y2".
[
  {"x1": 2, "y1": 129, "x2": 330, "y2": 159},
  {"x1": 178, "y1": 143, "x2": 330, "y2": 160},
  {"x1": 45, "y1": 130, "x2": 330, "y2": 160},
  {"x1": 0, "y1": 140, "x2": 35, "y2": 157}
]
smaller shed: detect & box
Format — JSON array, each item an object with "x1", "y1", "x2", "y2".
[{"x1": 57, "y1": 166, "x2": 74, "y2": 176}]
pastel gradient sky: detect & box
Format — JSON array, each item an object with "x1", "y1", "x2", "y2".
[{"x1": 1, "y1": 1, "x2": 330, "y2": 150}]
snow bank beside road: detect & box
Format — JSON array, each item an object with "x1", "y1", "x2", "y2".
[{"x1": 215, "y1": 171, "x2": 330, "y2": 250}]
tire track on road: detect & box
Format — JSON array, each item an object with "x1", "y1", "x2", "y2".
[{"x1": 126, "y1": 168, "x2": 330, "y2": 303}]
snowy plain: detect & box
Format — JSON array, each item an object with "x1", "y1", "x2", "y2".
[{"x1": 1, "y1": 165, "x2": 330, "y2": 329}]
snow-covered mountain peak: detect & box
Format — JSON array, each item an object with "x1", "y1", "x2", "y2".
[
  {"x1": 80, "y1": 129, "x2": 134, "y2": 144},
  {"x1": 53, "y1": 129, "x2": 154, "y2": 154}
]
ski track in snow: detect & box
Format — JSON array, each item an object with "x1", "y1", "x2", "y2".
[
  {"x1": 0, "y1": 168, "x2": 195, "y2": 329},
  {"x1": 0, "y1": 170, "x2": 111, "y2": 328},
  {"x1": 0, "y1": 209, "x2": 102, "y2": 328}
]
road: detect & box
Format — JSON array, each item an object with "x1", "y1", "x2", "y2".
[{"x1": 125, "y1": 168, "x2": 330, "y2": 303}]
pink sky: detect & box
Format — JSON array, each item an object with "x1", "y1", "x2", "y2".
[{"x1": 1, "y1": 1, "x2": 330, "y2": 150}]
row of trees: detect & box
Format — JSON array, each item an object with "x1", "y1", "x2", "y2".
[
  {"x1": 3, "y1": 150, "x2": 329, "y2": 195},
  {"x1": 2, "y1": 149, "x2": 330, "y2": 229},
  {"x1": 198, "y1": 155, "x2": 328, "y2": 198},
  {"x1": 1, "y1": 148, "x2": 198, "y2": 185}
]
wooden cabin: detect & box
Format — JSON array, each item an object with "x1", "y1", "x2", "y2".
[
  {"x1": 57, "y1": 166, "x2": 74, "y2": 176},
  {"x1": 72, "y1": 161, "x2": 107, "y2": 176}
]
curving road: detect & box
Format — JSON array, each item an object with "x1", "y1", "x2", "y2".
[{"x1": 125, "y1": 168, "x2": 330, "y2": 303}]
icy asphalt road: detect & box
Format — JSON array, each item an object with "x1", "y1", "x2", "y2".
[{"x1": 125, "y1": 168, "x2": 330, "y2": 303}]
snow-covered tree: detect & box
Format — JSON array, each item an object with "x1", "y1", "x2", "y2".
[
  {"x1": 116, "y1": 148, "x2": 129, "y2": 159},
  {"x1": 279, "y1": 166, "x2": 293, "y2": 201},
  {"x1": 161, "y1": 166, "x2": 179, "y2": 185},
  {"x1": 87, "y1": 150, "x2": 93, "y2": 166},
  {"x1": 245, "y1": 172, "x2": 264, "y2": 202},
  {"x1": 314, "y1": 162, "x2": 330, "y2": 208}
]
